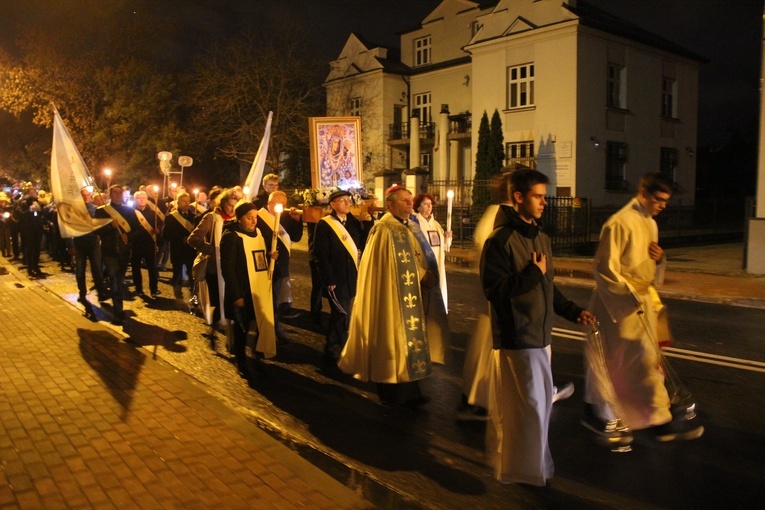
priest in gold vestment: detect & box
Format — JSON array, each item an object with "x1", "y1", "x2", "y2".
[{"x1": 339, "y1": 186, "x2": 441, "y2": 406}]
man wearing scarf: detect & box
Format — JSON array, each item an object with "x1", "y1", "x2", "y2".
[
  {"x1": 162, "y1": 191, "x2": 198, "y2": 300},
  {"x1": 312, "y1": 189, "x2": 373, "y2": 363},
  {"x1": 95, "y1": 184, "x2": 139, "y2": 325}
]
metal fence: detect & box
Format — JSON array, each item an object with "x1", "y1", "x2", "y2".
[{"x1": 426, "y1": 180, "x2": 746, "y2": 254}]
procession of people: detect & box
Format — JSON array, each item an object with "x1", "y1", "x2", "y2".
[{"x1": 1, "y1": 167, "x2": 703, "y2": 489}]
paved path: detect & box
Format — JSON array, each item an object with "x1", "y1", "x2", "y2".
[{"x1": 0, "y1": 258, "x2": 372, "y2": 509}]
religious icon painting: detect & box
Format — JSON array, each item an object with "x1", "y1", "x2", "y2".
[
  {"x1": 253, "y1": 250, "x2": 268, "y2": 272},
  {"x1": 308, "y1": 117, "x2": 363, "y2": 189},
  {"x1": 428, "y1": 230, "x2": 441, "y2": 247}
]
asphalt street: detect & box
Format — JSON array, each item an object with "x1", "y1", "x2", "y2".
[{"x1": 12, "y1": 247, "x2": 765, "y2": 510}]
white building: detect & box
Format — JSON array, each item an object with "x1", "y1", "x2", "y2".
[{"x1": 325, "y1": 0, "x2": 704, "y2": 206}]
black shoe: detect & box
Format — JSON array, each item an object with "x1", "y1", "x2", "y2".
[
  {"x1": 135, "y1": 288, "x2": 145, "y2": 296},
  {"x1": 649, "y1": 416, "x2": 704, "y2": 442},
  {"x1": 456, "y1": 402, "x2": 489, "y2": 421},
  {"x1": 580, "y1": 404, "x2": 633, "y2": 446},
  {"x1": 276, "y1": 335, "x2": 291, "y2": 346},
  {"x1": 280, "y1": 307, "x2": 301, "y2": 319},
  {"x1": 150, "y1": 289, "x2": 160, "y2": 297}
]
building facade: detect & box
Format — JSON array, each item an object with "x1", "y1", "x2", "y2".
[{"x1": 325, "y1": 0, "x2": 703, "y2": 206}]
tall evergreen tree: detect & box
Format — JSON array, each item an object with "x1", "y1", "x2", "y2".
[
  {"x1": 472, "y1": 110, "x2": 504, "y2": 220},
  {"x1": 488, "y1": 109, "x2": 505, "y2": 175},
  {"x1": 471, "y1": 112, "x2": 491, "y2": 221}
]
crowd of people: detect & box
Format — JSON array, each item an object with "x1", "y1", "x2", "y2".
[{"x1": 0, "y1": 168, "x2": 703, "y2": 488}]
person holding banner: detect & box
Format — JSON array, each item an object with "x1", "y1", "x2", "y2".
[
  {"x1": 162, "y1": 191, "x2": 197, "y2": 301},
  {"x1": 251, "y1": 173, "x2": 279, "y2": 210},
  {"x1": 312, "y1": 189, "x2": 373, "y2": 363},
  {"x1": 131, "y1": 191, "x2": 161, "y2": 297},
  {"x1": 95, "y1": 184, "x2": 139, "y2": 325},
  {"x1": 72, "y1": 188, "x2": 108, "y2": 303},
  {"x1": 256, "y1": 191, "x2": 303, "y2": 342},
  {"x1": 220, "y1": 201, "x2": 276, "y2": 380}
]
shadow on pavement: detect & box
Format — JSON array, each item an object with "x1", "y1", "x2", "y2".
[
  {"x1": 122, "y1": 318, "x2": 188, "y2": 353},
  {"x1": 77, "y1": 328, "x2": 146, "y2": 420},
  {"x1": 252, "y1": 361, "x2": 488, "y2": 497}
]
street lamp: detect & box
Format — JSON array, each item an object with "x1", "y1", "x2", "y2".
[
  {"x1": 158, "y1": 151, "x2": 173, "y2": 198},
  {"x1": 103, "y1": 168, "x2": 112, "y2": 189},
  {"x1": 178, "y1": 156, "x2": 193, "y2": 187}
]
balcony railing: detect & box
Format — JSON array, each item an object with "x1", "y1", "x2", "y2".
[
  {"x1": 388, "y1": 121, "x2": 436, "y2": 141},
  {"x1": 504, "y1": 157, "x2": 536, "y2": 169}
]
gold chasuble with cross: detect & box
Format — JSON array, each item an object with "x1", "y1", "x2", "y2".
[{"x1": 339, "y1": 212, "x2": 435, "y2": 384}]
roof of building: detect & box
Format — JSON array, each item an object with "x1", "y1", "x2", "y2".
[{"x1": 567, "y1": 1, "x2": 707, "y2": 63}]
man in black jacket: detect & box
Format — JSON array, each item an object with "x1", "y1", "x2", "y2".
[
  {"x1": 95, "y1": 185, "x2": 139, "y2": 325},
  {"x1": 312, "y1": 190, "x2": 373, "y2": 362},
  {"x1": 162, "y1": 191, "x2": 197, "y2": 300},
  {"x1": 480, "y1": 169, "x2": 595, "y2": 486}
]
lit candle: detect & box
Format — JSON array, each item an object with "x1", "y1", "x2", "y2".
[
  {"x1": 446, "y1": 189, "x2": 454, "y2": 252},
  {"x1": 269, "y1": 203, "x2": 284, "y2": 277},
  {"x1": 446, "y1": 190, "x2": 454, "y2": 232}
]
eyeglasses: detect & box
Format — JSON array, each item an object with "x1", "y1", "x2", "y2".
[
  {"x1": 333, "y1": 198, "x2": 351, "y2": 204},
  {"x1": 650, "y1": 192, "x2": 670, "y2": 205}
]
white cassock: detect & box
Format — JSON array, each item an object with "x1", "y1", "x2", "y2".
[
  {"x1": 462, "y1": 205, "x2": 499, "y2": 409},
  {"x1": 586, "y1": 197, "x2": 672, "y2": 429},
  {"x1": 487, "y1": 345, "x2": 554, "y2": 486}
]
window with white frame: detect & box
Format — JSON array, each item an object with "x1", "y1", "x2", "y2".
[
  {"x1": 607, "y1": 63, "x2": 626, "y2": 109},
  {"x1": 661, "y1": 78, "x2": 677, "y2": 119},
  {"x1": 414, "y1": 36, "x2": 431, "y2": 66},
  {"x1": 605, "y1": 142, "x2": 629, "y2": 190},
  {"x1": 660, "y1": 147, "x2": 678, "y2": 182},
  {"x1": 507, "y1": 64, "x2": 535, "y2": 109},
  {"x1": 505, "y1": 141, "x2": 535, "y2": 166},
  {"x1": 349, "y1": 97, "x2": 361, "y2": 117},
  {"x1": 414, "y1": 93, "x2": 431, "y2": 125}
]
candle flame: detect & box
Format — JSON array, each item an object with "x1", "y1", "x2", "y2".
[
  {"x1": 274, "y1": 203, "x2": 284, "y2": 214},
  {"x1": 446, "y1": 189, "x2": 454, "y2": 199}
]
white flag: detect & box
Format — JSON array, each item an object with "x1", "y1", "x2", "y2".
[
  {"x1": 243, "y1": 111, "x2": 273, "y2": 202},
  {"x1": 50, "y1": 107, "x2": 110, "y2": 237}
]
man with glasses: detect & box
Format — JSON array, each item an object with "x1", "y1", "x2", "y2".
[
  {"x1": 313, "y1": 190, "x2": 373, "y2": 363},
  {"x1": 583, "y1": 172, "x2": 704, "y2": 444}
]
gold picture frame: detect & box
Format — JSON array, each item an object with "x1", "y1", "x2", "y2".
[{"x1": 308, "y1": 116, "x2": 363, "y2": 189}]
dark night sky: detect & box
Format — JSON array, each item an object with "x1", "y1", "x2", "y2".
[{"x1": 1, "y1": 0, "x2": 761, "y2": 146}]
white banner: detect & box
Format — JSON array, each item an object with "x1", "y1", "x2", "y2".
[
  {"x1": 50, "y1": 106, "x2": 110, "y2": 237},
  {"x1": 243, "y1": 111, "x2": 273, "y2": 201}
]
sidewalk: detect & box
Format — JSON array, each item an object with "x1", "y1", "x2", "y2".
[
  {"x1": 439, "y1": 242, "x2": 765, "y2": 309},
  {"x1": 0, "y1": 260, "x2": 372, "y2": 509}
]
